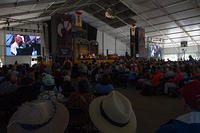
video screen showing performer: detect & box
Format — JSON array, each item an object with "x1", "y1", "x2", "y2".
[
  {"x1": 6, "y1": 34, "x2": 41, "y2": 56},
  {"x1": 150, "y1": 44, "x2": 161, "y2": 58}
]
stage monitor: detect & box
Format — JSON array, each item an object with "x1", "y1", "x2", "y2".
[
  {"x1": 150, "y1": 44, "x2": 161, "y2": 58},
  {"x1": 6, "y1": 34, "x2": 41, "y2": 56}
]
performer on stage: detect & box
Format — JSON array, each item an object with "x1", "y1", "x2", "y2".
[{"x1": 10, "y1": 35, "x2": 23, "y2": 55}]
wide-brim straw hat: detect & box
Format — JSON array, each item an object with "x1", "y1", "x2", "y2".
[
  {"x1": 89, "y1": 91, "x2": 137, "y2": 133},
  {"x1": 7, "y1": 99, "x2": 69, "y2": 133}
]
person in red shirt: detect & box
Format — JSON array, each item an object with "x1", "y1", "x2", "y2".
[
  {"x1": 152, "y1": 68, "x2": 164, "y2": 87},
  {"x1": 156, "y1": 80, "x2": 200, "y2": 133},
  {"x1": 173, "y1": 68, "x2": 186, "y2": 85},
  {"x1": 192, "y1": 66, "x2": 200, "y2": 77}
]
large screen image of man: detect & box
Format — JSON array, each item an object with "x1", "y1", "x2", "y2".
[
  {"x1": 57, "y1": 14, "x2": 72, "y2": 56},
  {"x1": 6, "y1": 34, "x2": 41, "y2": 56},
  {"x1": 150, "y1": 44, "x2": 161, "y2": 58}
]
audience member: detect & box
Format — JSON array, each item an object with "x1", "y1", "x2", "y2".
[
  {"x1": 0, "y1": 56, "x2": 200, "y2": 133},
  {"x1": 39, "y1": 73, "x2": 62, "y2": 100},
  {"x1": 66, "y1": 79, "x2": 94, "y2": 111},
  {"x1": 60, "y1": 75, "x2": 75, "y2": 99},
  {"x1": 95, "y1": 74, "x2": 114, "y2": 94},
  {"x1": 65, "y1": 79, "x2": 95, "y2": 132},
  {"x1": 156, "y1": 80, "x2": 200, "y2": 133}
]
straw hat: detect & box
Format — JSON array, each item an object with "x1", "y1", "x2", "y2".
[
  {"x1": 7, "y1": 99, "x2": 69, "y2": 133},
  {"x1": 89, "y1": 91, "x2": 137, "y2": 133}
]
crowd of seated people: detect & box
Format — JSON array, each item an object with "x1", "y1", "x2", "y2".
[
  {"x1": 134, "y1": 59, "x2": 200, "y2": 96},
  {"x1": 0, "y1": 57, "x2": 200, "y2": 133}
]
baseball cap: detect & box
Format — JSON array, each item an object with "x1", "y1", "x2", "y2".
[{"x1": 180, "y1": 80, "x2": 200, "y2": 107}]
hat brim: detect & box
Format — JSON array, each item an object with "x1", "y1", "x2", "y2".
[
  {"x1": 89, "y1": 96, "x2": 137, "y2": 133},
  {"x1": 8, "y1": 102, "x2": 69, "y2": 133}
]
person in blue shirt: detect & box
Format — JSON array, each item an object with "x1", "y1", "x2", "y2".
[
  {"x1": 39, "y1": 73, "x2": 62, "y2": 100},
  {"x1": 95, "y1": 74, "x2": 114, "y2": 94},
  {"x1": 129, "y1": 71, "x2": 136, "y2": 81},
  {"x1": 156, "y1": 80, "x2": 200, "y2": 133}
]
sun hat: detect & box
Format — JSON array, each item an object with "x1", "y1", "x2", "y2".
[
  {"x1": 180, "y1": 80, "x2": 200, "y2": 107},
  {"x1": 42, "y1": 74, "x2": 55, "y2": 87},
  {"x1": 7, "y1": 99, "x2": 69, "y2": 133},
  {"x1": 89, "y1": 91, "x2": 137, "y2": 133}
]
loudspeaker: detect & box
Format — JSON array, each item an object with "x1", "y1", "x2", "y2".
[
  {"x1": 130, "y1": 42, "x2": 135, "y2": 58},
  {"x1": 181, "y1": 41, "x2": 187, "y2": 47},
  {"x1": 135, "y1": 28, "x2": 139, "y2": 54}
]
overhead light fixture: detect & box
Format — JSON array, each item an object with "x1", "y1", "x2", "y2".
[{"x1": 105, "y1": 8, "x2": 115, "y2": 19}]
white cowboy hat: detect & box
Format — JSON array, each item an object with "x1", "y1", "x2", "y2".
[
  {"x1": 7, "y1": 99, "x2": 69, "y2": 133},
  {"x1": 89, "y1": 91, "x2": 137, "y2": 133}
]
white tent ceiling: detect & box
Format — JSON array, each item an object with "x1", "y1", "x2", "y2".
[{"x1": 0, "y1": 0, "x2": 199, "y2": 48}]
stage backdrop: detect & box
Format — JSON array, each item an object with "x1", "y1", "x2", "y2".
[{"x1": 51, "y1": 14, "x2": 72, "y2": 56}]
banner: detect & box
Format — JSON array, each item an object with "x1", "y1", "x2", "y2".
[
  {"x1": 130, "y1": 24, "x2": 136, "y2": 58},
  {"x1": 138, "y1": 28, "x2": 146, "y2": 58},
  {"x1": 56, "y1": 14, "x2": 72, "y2": 56},
  {"x1": 75, "y1": 12, "x2": 82, "y2": 27},
  {"x1": 131, "y1": 24, "x2": 136, "y2": 40}
]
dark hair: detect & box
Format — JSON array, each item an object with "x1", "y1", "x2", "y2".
[
  {"x1": 100, "y1": 74, "x2": 111, "y2": 85},
  {"x1": 78, "y1": 79, "x2": 90, "y2": 94},
  {"x1": 61, "y1": 81, "x2": 75, "y2": 97},
  {"x1": 20, "y1": 77, "x2": 34, "y2": 86},
  {"x1": 63, "y1": 62, "x2": 71, "y2": 70},
  {"x1": 0, "y1": 83, "x2": 40, "y2": 114}
]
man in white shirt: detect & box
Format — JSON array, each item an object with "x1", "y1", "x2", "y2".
[
  {"x1": 11, "y1": 41, "x2": 19, "y2": 55},
  {"x1": 10, "y1": 36, "x2": 23, "y2": 55}
]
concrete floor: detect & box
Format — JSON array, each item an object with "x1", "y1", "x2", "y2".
[{"x1": 118, "y1": 89, "x2": 183, "y2": 133}]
